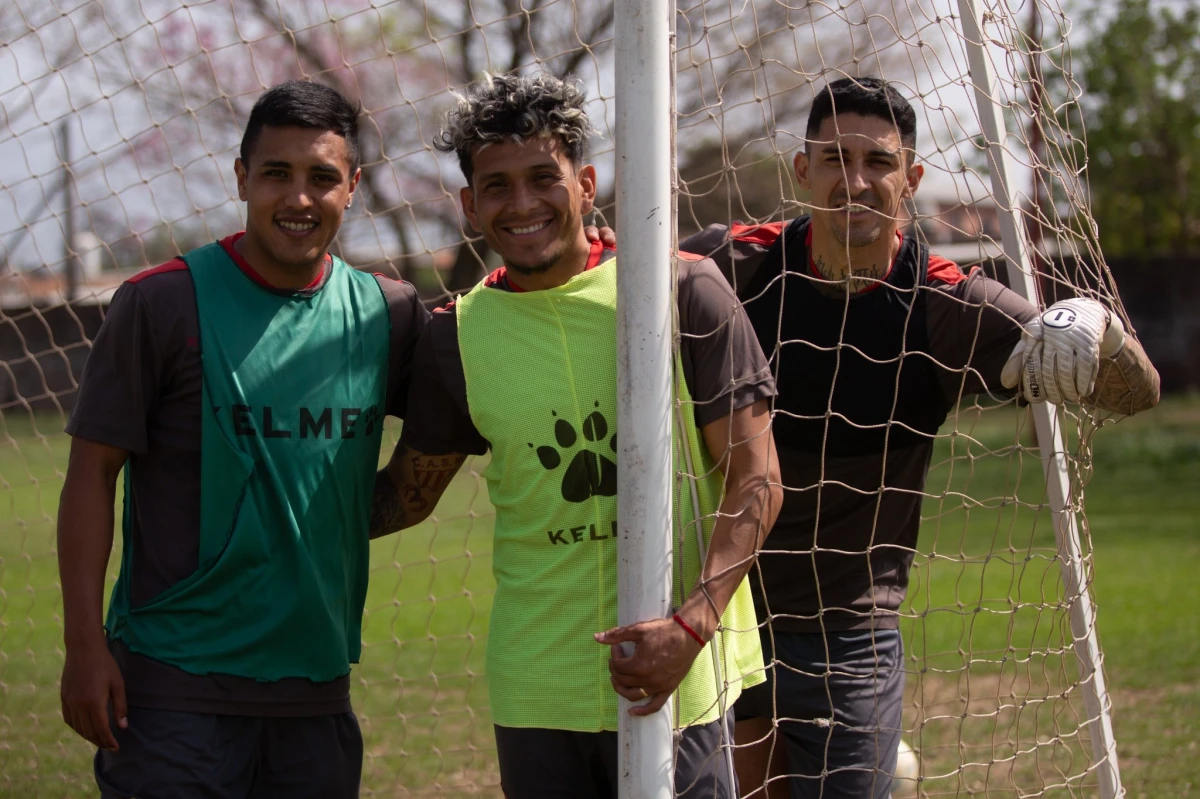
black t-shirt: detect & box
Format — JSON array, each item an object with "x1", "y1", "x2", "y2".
[
  {"x1": 681, "y1": 218, "x2": 1040, "y2": 632},
  {"x1": 399, "y1": 242, "x2": 776, "y2": 456},
  {"x1": 65, "y1": 234, "x2": 429, "y2": 716}
]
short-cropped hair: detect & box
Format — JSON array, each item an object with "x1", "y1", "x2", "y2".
[
  {"x1": 240, "y1": 80, "x2": 361, "y2": 172},
  {"x1": 806, "y1": 76, "x2": 917, "y2": 157}
]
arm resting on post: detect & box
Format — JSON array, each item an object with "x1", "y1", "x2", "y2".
[{"x1": 597, "y1": 399, "x2": 781, "y2": 715}]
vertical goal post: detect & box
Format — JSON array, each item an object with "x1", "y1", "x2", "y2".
[
  {"x1": 956, "y1": 1, "x2": 1122, "y2": 795},
  {"x1": 614, "y1": 0, "x2": 677, "y2": 796}
]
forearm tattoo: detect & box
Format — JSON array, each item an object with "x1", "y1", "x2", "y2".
[
  {"x1": 369, "y1": 468, "x2": 406, "y2": 539},
  {"x1": 369, "y1": 445, "x2": 465, "y2": 539},
  {"x1": 410, "y1": 454, "x2": 460, "y2": 497},
  {"x1": 1087, "y1": 337, "x2": 1161, "y2": 416}
]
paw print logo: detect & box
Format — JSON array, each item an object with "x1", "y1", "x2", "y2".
[
  {"x1": 530, "y1": 402, "x2": 618, "y2": 503},
  {"x1": 360, "y1": 406, "x2": 382, "y2": 436}
]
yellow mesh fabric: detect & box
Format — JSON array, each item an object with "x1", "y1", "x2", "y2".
[
  {"x1": 671, "y1": 369, "x2": 766, "y2": 727},
  {"x1": 457, "y1": 259, "x2": 761, "y2": 730}
]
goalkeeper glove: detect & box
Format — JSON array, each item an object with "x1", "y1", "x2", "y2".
[{"x1": 1000, "y1": 297, "x2": 1126, "y2": 405}]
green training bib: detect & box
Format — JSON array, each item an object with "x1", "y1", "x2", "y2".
[{"x1": 105, "y1": 242, "x2": 389, "y2": 682}]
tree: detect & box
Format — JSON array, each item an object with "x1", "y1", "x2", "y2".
[
  {"x1": 671, "y1": 1, "x2": 917, "y2": 235},
  {"x1": 2, "y1": 0, "x2": 926, "y2": 302},
  {"x1": 1074, "y1": 0, "x2": 1200, "y2": 256}
]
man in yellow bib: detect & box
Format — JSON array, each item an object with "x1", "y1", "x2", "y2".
[{"x1": 369, "y1": 73, "x2": 782, "y2": 797}]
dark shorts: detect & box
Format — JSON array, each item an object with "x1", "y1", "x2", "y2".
[
  {"x1": 734, "y1": 628, "x2": 904, "y2": 799},
  {"x1": 94, "y1": 707, "x2": 363, "y2": 799},
  {"x1": 494, "y1": 712, "x2": 735, "y2": 798}
]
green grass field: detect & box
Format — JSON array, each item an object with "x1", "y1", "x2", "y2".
[
  {"x1": 897, "y1": 399, "x2": 1200, "y2": 798},
  {"x1": 0, "y1": 397, "x2": 1196, "y2": 798}
]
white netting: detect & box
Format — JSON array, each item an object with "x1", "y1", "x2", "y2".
[
  {"x1": 674, "y1": 1, "x2": 1128, "y2": 798},
  {"x1": 0, "y1": 0, "x2": 1132, "y2": 796},
  {"x1": 1, "y1": 3, "x2": 619, "y2": 795}
]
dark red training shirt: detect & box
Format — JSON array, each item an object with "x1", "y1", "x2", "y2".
[{"x1": 681, "y1": 218, "x2": 1039, "y2": 633}]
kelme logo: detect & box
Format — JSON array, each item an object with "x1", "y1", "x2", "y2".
[{"x1": 221, "y1": 404, "x2": 380, "y2": 439}]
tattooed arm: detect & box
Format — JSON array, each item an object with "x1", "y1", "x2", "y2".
[
  {"x1": 369, "y1": 442, "x2": 467, "y2": 539},
  {"x1": 372, "y1": 302, "x2": 484, "y2": 539},
  {"x1": 928, "y1": 272, "x2": 1160, "y2": 416},
  {"x1": 1086, "y1": 335, "x2": 1160, "y2": 416}
]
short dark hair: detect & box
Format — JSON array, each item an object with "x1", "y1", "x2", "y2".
[
  {"x1": 433, "y1": 72, "x2": 596, "y2": 184},
  {"x1": 806, "y1": 77, "x2": 917, "y2": 157},
  {"x1": 239, "y1": 80, "x2": 362, "y2": 172}
]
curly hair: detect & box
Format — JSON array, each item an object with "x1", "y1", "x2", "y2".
[{"x1": 433, "y1": 72, "x2": 597, "y2": 183}]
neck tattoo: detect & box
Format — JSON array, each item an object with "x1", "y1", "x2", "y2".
[{"x1": 811, "y1": 254, "x2": 888, "y2": 289}]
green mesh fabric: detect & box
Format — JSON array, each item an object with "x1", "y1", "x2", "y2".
[
  {"x1": 107, "y1": 245, "x2": 388, "y2": 681},
  {"x1": 456, "y1": 259, "x2": 762, "y2": 731}
]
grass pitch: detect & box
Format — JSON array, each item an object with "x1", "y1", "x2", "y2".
[{"x1": 0, "y1": 396, "x2": 1196, "y2": 797}]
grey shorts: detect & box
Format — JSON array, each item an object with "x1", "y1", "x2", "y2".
[
  {"x1": 94, "y1": 707, "x2": 362, "y2": 799},
  {"x1": 734, "y1": 628, "x2": 905, "y2": 799},
  {"x1": 494, "y1": 712, "x2": 736, "y2": 798}
]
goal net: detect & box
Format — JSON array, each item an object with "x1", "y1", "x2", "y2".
[{"x1": 0, "y1": 0, "x2": 1127, "y2": 796}]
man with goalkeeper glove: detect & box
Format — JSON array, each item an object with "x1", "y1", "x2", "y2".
[
  {"x1": 369, "y1": 71, "x2": 783, "y2": 798},
  {"x1": 680, "y1": 76, "x2": 1161, "y2": 798}
]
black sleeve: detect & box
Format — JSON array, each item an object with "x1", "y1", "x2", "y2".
[
  {"x1": 680, "y1": 224, "x2": 733, "y2": 259},
  {"x1": 398, "y1": 308, "x2": 489, "y2": 456},
  {"x1": 65, "y1": 282, "x2": 160, "y2": 454},
  {"x1": 677, "y1": 256, "x2": 776, "y2": 429},
  {"x1": 925, "y1": 270, "x2": 1039, "y2": 403},
  {"x1": 376, "y1": 275, "x2": 431, "y2": 419},
  {"x1": 680, "y1": 223, "x2": 774, "y2": 298}
]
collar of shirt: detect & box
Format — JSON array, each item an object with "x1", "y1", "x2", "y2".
[
  {"x1": 220, "y1": 232, "x2": 332, "y2": 297},
  {"x1": 483, "y1": 239, "x2": 611, "y2": 293}
]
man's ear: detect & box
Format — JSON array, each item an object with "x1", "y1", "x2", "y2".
[
  {"x1": 235, "y1": 158, "x2": 249, "y2": 202},
  {"x1": 793, "y1": 150, "x2": 811, "y2": 191},
  {"x1": 460, "y1": 186, "x2": 481, "y2": 234},
  {"x1": 577, "y1": 164, "x2": 598, "y2": 214},
  {"x1": 903, "y1": 159, "x2": 924, "y2": 199},
  {"x1": 346, "y1": 168, "x2": 362, "y2": 209}
]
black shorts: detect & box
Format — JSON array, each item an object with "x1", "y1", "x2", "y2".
[
  {"x1": 94, "y1": 707, "x2": 362, "y2": 799},
  {"x1": 494, "y1": 712, "x2": 735, "y2": 798},
  {"x1": 734, "y1": 628, "x2": 905, "y2": 799}
]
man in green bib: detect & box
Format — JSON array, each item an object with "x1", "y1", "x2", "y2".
[
  {"x1": 58, "y1": 81, "x2": 428, "y2": 798},
  {"x1": 370, "y1": 73, "x2": 783, "y2": 797}
]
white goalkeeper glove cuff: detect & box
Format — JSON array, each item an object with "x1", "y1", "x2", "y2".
[{"x1": 1000, "y1": 297, "x2": 1126, "y2": 405}]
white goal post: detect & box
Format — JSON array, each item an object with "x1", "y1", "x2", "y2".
[
  {"x1": 956, "y1": 0, "x2": 1121, "y2": 795},
  {"x1": 614, "y1": 0, "x2": 677, "y2": 797}
]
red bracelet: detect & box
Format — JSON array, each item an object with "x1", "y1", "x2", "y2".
[{"x1": 673, "y1": 613, "x2": 706, "y2": 646}]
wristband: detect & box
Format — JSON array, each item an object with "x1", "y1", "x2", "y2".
[{"x1": 673, "y1": 613, "x2": 706, "y2": 646}]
